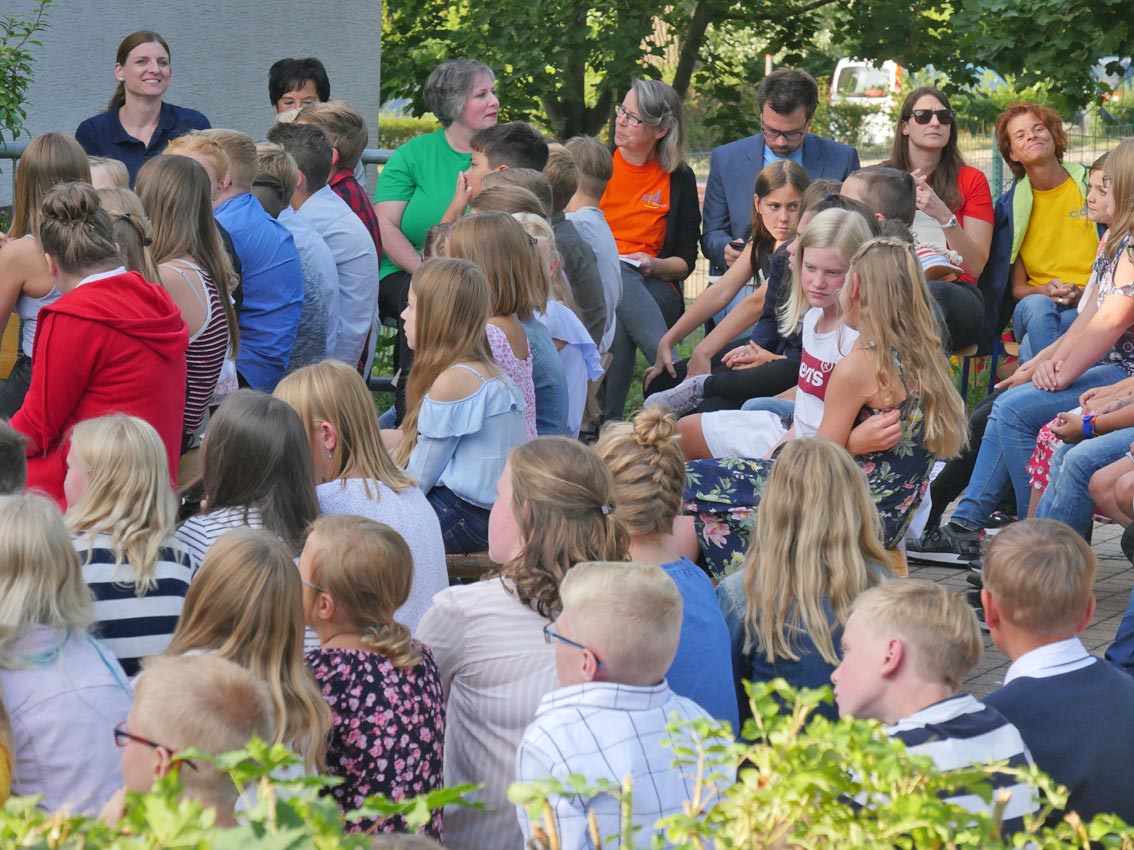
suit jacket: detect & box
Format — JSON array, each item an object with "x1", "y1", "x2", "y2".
[{"x1": 701, "y1": 133, "x2": 860, "y2": 273}]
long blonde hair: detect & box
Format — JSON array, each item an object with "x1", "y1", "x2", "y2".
[
  {"x1": 447, "y1": 212, "x2": 548, "y2": 319},
  {"x1": 394, "y1": 258, "x2": 498, "y2": 466},
  {"x1": 9, "y1": 132, "x2": 91, "y2": 239},
  {"x1": 0, "y1": 494, "x2": 94, "y2": 668},
  {"x1": 1105, "y1": 138, "x2": 1134, "y2": 263},
  {"x1": 276, "y1": 360, "x2": 415, "y2": 497},
  {"x1": 846, "y1": 238, "x2": 967, "y2": 458},
  {"x1": 306, "y1": 515, "x2": 420, "y2": 668},
  {"x1": 492, "y1": 437, "x2": 630, "y2": 619},
  {"x1": 744, "y1": 438, "x2": 888, "y2": 666},
  {"x1": 166, "y1": 528, "x2": 331, "y2": 770},
  {"x1": 136, "y1": 154, "x2": 240, "y2": 355},
  {"x1": 779, "y1": 207, "x2": 878, "y2": 337},
  {"x1": 65, "y1": 415, "x2": 178, "y2": 595},
  {"x1": 511, "y1": 211, "x2": 576, "y2": 311},
  {"x1": 594, "y1": 406, "x2": 684, "y2": 537},
  {"x1": 96, "y1": 188, "x2": 161, "y2": 282}
]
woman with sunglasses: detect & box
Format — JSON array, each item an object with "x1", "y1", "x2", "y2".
[
  {"x1": 884, "y1": 86, "x2": 993, "y2": 351},
  {"x1": 600, "y1": 78, "x2": 702, "y2": 420}
]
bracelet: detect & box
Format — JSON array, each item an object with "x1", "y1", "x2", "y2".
[{"x1": 1083, "y1": 413, "x2": 1097, "y2": 438}]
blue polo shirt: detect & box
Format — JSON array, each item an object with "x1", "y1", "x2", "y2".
[
  {"x1": 214, "y1": 193, "x2": 305, "y2": 392},
  {"x1": 75, "y1": 101, "x2": 211, "y2": 185}
]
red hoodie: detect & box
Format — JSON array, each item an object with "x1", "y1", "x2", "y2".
[{"x1": 11, "y1": 269, "x2": 189, "y2": 506}]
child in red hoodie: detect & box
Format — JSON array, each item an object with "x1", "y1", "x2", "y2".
[{"x1": 10, "y1": 182, "x2": 188, "y2": 506}]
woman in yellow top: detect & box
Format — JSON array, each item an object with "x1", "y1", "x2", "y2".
[{"x1": 600, "y1": 79, "x2": 701, "y2": 420}]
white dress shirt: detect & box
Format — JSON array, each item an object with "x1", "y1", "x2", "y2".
[{"x1": 1002, "y1": 636, "x2": 1096, "y2": 685}]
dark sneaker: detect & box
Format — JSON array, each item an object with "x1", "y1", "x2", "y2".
[
  {"x1": 1123, "y1": 523, "x2": 1134, "y2": 565},
  {"x1": 907, "y1": 523, "x2": 982, "y2": 566},
  {"x1": 643, "y1": 374, "x2": 708, "y2": 417},
  {"x1": 983, "y1": 510, "x2": 1017, "y2": 536},
  {"x1": 966, "y1": 559, "x2": 984, "y2": 589}
]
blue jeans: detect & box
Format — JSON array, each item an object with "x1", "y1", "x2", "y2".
[
  {"x1": 951, "y1": 363, "x2": 1129, "y2": 526},
  {"x1": 741, "y1": 396, "x2": 795, "y2": 417},
  {"x1": 1013, "y1": 293, "x2": 1078, "y2": 363},
  {"x1": 426, "y1": 486, "x2": 491, "y2": 554},
  {"x1": 1107, "y1": 586, "x2": 1134, "y2": 676},
  {"x1": 1036, "y1": 428, "x2": 1134, "y2": 536},
  {"x1": 604, "y1": 266, "x2": 681, "y2": 420}
]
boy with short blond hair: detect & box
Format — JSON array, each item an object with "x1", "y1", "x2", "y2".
[
  {"x1": 103, "y1": 654, "x2": 274, "y2": 826},
  {"x1": 982, "y1": 519, "x2": 1134, "y2": 821},
  {"x1": 516, "y1": 562, "x2": 732, "y2": 850},
  {"x1": 832, "y1": 579, "x2": 1038, "y2": 833},
  {"x1": 0, "y1": 422, "x2": 27, "y2": 495}
]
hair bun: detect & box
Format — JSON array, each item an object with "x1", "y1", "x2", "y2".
[
  {"x1": 41, "y1": 182, "x2": 102, "y2": 226},
  {"x1": 633, "y1": 404, "x2": 679, "y2": 447}
]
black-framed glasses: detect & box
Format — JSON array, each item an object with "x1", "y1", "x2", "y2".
[
  {"x1": 543, "y1": 622, "x2": 604, "y2": 669},
  {"x1": 615, "y1": 103, "x2": 644, "y2": 128},
  {"x1": 760, "y1": 121, "x2": 808, "y2": 142},
  {"x1": 114, "y1": 721, "x2": 199, "y2": 771},
  {"x1": 909, "y1": 108, "x2": 955, "y2": 126}
]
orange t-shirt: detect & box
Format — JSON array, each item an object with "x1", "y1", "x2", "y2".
[{"x1": 600, "y1": 148, "x2": 671, "y2": 256}]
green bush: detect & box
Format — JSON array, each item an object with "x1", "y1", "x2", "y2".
[
  {"x1": 378, "y1": 114, "x2": 441, "y2": 148},
  {"x1": 511, "y1": 680, "x2": 1134, "y2": 849}
]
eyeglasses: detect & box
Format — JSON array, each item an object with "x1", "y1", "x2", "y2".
[
  {"x1": 114, "y1": 721, "x2": 199, "y2": 771},
  {"x1": 301, "y1": 579, "x2": 326, "y2": 593},
  {"x1": 615, "y1": 103, "x2": 645, "y2": 128},
  {"x1": 543, "y1": 622, "x2": 604, "y2": 669},
  {"x1": 760, "y1": 121, "x2": 808, "y2": 142},
  {"x1": 909, "y1": 108, "x2": 955, "y2": 125}
]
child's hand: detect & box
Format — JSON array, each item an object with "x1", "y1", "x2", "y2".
[
  {"x1": 644, "y1": 340, "x2": 679, "y2": 389},
  {"x1": 1049, "y1": 411, "x2": 1086, "y2": 444},
  {"x1": 846, "y1": 409, "x2": 902, "y2": 455},
  {"x1": 440, "y1": 172, "x2": 472, "y2": 223},
  {"x1": 1030, "y1": 358, "x2": 1065, "y2": 392},
  {"x1": 99, "y1": 786, "x2": 128, "y2": 826}
]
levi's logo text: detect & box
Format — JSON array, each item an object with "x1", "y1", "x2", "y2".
[
  {"x1": 641, "y1": 189, "x2": 666, "y2": 209},
  {"x1": 798, "y1": 349, "x2": 836, "y2": 400}
]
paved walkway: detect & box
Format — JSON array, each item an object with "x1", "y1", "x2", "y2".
[{"x1": 911, "y1": 521, "x2": 1131, "y2": 698}]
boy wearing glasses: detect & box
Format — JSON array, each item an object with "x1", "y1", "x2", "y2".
[
  {"x1": 516, "y1": 561, "x2": 733, "y2": 849},
  {"x1": 102, "y1": 654, "x2": 274, "y2": 827}
]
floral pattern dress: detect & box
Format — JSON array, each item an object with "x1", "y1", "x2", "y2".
[
  {"x1": 305, "y1": 642, "x2": 446, "y2": 837},
  {"x1": 685, "y1": 362, "x2": 934, "y2": 580}
]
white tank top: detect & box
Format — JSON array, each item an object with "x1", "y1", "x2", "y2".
[
  {"x1": 793, "y1": 307, "x2": 858, "y2": 437},
  {"x1": 14, "y1": 235, "x2": 62, "y2": 356}
]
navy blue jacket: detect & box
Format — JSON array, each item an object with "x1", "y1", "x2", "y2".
[{"x1": 701, "y1": 133, "x2": 860, "y2": 274}]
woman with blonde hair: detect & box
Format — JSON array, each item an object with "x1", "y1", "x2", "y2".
[
  {"x1": 716, "y1": 438, "x2": 889, "y2": 719},
  {"x1": 95, "y1": 187, "x2": 161, "y2": 282},
  {"x1": 136, "y1": 154, "x2": 239, "y2": 444},
  {"x1": 176, "y1": 389, "x2": 320, "y2": 563},
  {"x1": 65, "y1": 415, "x2": 194, "y2": 676},
  {"x1": 275, "y1": 360, "x2": 447, "y2": 632},
  {"x1": 301, "y1": 515, "x2": 445, "y2": 835},
  {"x1": 166, "y1": 527, "x2": 331, "y2": 771},
  {"x1": 0, "y1": 492, "x2": 132, "y2": 813},
  {"x1": 417, "y1": 436, "x2": 629, "y2": 850},
  {"x1": 388, "y1": 257, "x2": 527, "y2": 553},
  {"x1": 594, "y1": 406, "x2": 735, "y2": 726},
  {"x1": 511, "y1": 211, "x2": 603, "y2": 438},
  {"x1": 0, "y1": 132, "x2": 92, "y2": 416}
]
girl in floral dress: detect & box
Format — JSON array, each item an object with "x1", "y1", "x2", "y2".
[{"x1": 300, "y1": 514, "x2": 445, "y2": 837}]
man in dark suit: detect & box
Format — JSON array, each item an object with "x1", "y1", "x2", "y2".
[{"x1": 701, "y1": 69, "x2": 861, "y2": 274}]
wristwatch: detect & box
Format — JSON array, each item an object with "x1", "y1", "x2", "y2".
[{"x1": 940, "y1": 214, "x2": 960, "y2": 230}]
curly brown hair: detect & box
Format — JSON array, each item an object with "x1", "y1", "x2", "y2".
[{"x1": 995, "y1": 102, "x2": 1067, "y2": 181}]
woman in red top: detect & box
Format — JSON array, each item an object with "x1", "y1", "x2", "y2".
[
  {"x1": 10, "y1": 182, "x2": 188, "y2": 506},
  {"x1": 885, "y1": 86, "x2": 994, "y2": 351}
]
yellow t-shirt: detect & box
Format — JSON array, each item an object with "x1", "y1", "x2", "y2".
[
  {"x1": 599, "y1": 149, "x2": 670, "y2": 256},
  {"x1": 1018, "y1": 176, "x2": 1098, "y2": 288}
]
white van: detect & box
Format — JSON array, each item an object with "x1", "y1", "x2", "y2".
[{"x1": 829, "y1": 58, "x2": 904, "y2": 146}]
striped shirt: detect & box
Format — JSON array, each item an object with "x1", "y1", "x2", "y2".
[
  {"x1": 175, "y1": 505, "x2": 263, "y2": 569},
  {"x1": 164, "y1": 260, "x2": 229, "y2": 435},
  {"x1": 517, "y1": 682, "x2": 734, "y2": 849},
  {"x1": 887, "y1": 694, "x2": 1039, "y2": 835},
  {"x1": 416, "y1": 579, "x2": 557, "y2": 850},
  {"x1": 73, "y1": 532, "x2": 194, "y2": 677}
]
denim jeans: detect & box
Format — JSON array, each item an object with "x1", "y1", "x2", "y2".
[
  {"x1": 951, "y1": 363, "x2": 1129, "y2": 526},
  {"x1": 740, "y1": 396, "x2": 796, "y2": 417},
  {"x1": 1106, "y1": 584, "x2": 1134, "y2": 676},
  {"x1": 1013, "y1": 293, "x2": 1078, "y2": 363},
  {"x1": 604, "y1": 265, "x2": 680, "y2": 420},
  {"x1": 520, "y1": 317, "x2": 569, "y2": 435},
  {"x1": 1036, "y1": 427, "x2": 1134, "y2": 536},
  {"x1": 426, "y1": 486, "x2": 491, "y2": 554}
]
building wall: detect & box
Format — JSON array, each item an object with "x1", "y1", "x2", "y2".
[{"x1": 3, "y1": 0, "x2": 381, "y2": 200}]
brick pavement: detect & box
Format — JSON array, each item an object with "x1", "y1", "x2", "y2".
[{"x1": 910, "y1": 521, "x2": 1131, "y2": 698}]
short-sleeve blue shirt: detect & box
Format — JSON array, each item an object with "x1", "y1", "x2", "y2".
[{"x1": 75, "y1": 101, "x2": 211, "y2": 185}]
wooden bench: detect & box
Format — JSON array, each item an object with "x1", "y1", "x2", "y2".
[{"x1": 445, "y1": 551, "x2": 495, "y2": 582}]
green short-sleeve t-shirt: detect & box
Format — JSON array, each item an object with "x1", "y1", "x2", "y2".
[{"x1": 374, "y1": 128, "x2": 470, "y2": 280}]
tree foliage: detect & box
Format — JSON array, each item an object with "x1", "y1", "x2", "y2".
[{"x1": 0, "y1": 0, "x2": 52, "y2": 141}]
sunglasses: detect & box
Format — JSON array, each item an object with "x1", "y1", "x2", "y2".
[{"x1": 909, "y1": 108, "x2": 955, "y2": 125}]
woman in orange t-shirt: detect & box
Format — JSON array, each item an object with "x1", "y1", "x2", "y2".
[{"x1": 599, "y1": 78, "x2": 701, "y2": 420}]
